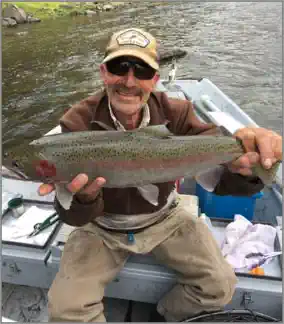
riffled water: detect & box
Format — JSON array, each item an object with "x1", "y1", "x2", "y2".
[{"x1": 2, "y1": 2, "x2": 282, "y2": 151}]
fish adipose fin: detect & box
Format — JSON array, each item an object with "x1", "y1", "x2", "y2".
[{"x1": 55, "y1": 184, "x2": 74, "y2": 210}]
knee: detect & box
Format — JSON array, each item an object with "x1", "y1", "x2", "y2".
[
  {"x1": 48, "y1": 278, "x2": 103, "y2": 321},
  {"x1": 47, "y1": 280, "x2": 72, "y2": 321},
  {"x1": 210, "y1": 268, "x2": 237, "y2": 306},
  {"x1": 187, "y1": 267, "x2": 237, "y2": 308}
]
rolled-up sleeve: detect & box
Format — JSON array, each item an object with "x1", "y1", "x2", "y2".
[{"x1": 54, "y1": 191, "x2": 104, "y2": 227}]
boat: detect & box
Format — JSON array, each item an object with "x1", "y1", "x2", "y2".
[{"x1": 2, "y1": 66, "x2": 282, "y2": 322}]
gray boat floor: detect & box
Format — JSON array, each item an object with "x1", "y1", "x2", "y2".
[{"x1": 2, "y1": 282, "x2": 155, "y2": 322}]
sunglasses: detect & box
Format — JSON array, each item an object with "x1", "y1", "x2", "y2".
[{"x1": 105, "y1": 57, "x2": 157, "y2": 80}]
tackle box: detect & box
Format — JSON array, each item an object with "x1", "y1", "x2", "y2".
[{"x1": 195, "y1": 183, "x2": 263, "y2": 220}]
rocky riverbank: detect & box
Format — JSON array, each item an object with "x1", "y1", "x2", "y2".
[{"x1": 2, "y1": 2, "x2": 130, "y2": 27}]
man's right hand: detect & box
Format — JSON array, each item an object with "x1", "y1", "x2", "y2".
[{"x1": 38, "y1": 174, "x2": 106, "y2": 203}]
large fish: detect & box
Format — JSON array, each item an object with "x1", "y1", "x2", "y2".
[{"x1": 3, "y1": 125, "x2": 280, "y2": 209}]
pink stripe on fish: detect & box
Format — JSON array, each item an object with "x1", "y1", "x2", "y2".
[{"x1": 95, "y1": 152, "x2": 237, "y2": 170}]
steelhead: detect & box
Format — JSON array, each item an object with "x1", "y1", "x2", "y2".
[{"x1": 3, "y1": 125, "x2": 280, "y2": 209}]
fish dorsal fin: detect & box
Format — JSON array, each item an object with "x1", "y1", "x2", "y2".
[{"x1": 135, "y1": 124, "x2": 173, "y2": 138}]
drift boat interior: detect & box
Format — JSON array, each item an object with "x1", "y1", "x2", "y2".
[{"x1": 2, "y1": 74, "x2": 282, "y2": 322}]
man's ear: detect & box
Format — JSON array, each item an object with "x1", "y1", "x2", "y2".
[
  {"x1": 100, "y1": 64, "x2": 106, "y2": 72},
  {"x1": 100, "y1": 64, "x2": 108, "y2": 83},
  {"x1": 153, "y1": 73, "x2": 160, "y2": 83}
]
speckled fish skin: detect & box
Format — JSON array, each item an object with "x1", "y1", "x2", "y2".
[{"x1": 3, "y1": 126, "x2": 279, "y2": 187}]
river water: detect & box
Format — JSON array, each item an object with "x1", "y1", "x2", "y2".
[{"x1": 2, "y1": 2, "x2": 282, "y2": 151}]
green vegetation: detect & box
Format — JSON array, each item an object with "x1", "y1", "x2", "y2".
[
  {"x1": 2, "y1": 2, "x2": 73, "y2": 19},
  {"x1": 2, "y1": 2, "x2": 127, "y2": 20}
]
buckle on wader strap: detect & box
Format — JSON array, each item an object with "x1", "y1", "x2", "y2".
[{"x1": 127, "y1": 232, "x2": 135, "y2": 244}]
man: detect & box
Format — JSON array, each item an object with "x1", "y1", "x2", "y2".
[{"x1": 39, "y1": 28, "x2": 282, "y2": 322}]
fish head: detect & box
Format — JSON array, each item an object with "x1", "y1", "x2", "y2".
[{"x1": 2, "y1": 146, "x2": 55, "y2": 183}]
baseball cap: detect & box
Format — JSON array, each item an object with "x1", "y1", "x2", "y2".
[{"x1": 102, "y1": 28, "x2": 159, "y2": 70}]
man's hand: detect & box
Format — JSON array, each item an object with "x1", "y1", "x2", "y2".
[
  {"x1": 227, "y1": 127, "x2": 282, "y2": 176},
  {"x1": 38, "y1": 174, "x2": 106, "y2": 203}
]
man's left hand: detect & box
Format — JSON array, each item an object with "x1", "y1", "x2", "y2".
[{"x1": 227, "y1": 127, "x2": 282, "y2": 176}]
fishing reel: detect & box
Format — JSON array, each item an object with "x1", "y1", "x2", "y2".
[{"x1": 183, "y1": 309, "x2": 280, "y2": 322}]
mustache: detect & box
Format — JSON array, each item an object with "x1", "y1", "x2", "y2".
[
  {"x1": 103, "y1": 71, "x2": 156, "y2": 94},
  {"x1": 112, "y1": 84, "x2": 143, "y2": 96}
]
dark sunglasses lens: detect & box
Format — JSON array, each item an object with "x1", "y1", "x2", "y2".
[
  {"x1": 106, "y1": 60, "x2": 130, "y2": 76},
  {"x1": 106, "y1": 58, "x2": 156, "y2": 80},
  {"x1": 134, "y1": 64, "x2": 156, "y2": 80}
]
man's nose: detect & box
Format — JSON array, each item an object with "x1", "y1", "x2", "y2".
[{"x1": 123, "y1": 68, "x2": 137, "y2": 87}]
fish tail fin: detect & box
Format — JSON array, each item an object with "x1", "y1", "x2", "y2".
[{"x1": 252, "y1": 161, "x2": 281, "y2": 186}]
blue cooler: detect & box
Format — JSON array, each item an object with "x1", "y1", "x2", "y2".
[{"x1": 196, "y1": 183, "x2": 263, "y2": 221}]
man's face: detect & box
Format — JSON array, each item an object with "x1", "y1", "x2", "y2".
[{"x1": 100, "y1": 56, "x2": 160, "y2": 116}]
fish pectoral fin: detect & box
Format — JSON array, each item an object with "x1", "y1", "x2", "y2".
[
  {"x1": 136, "y1": 124, "x2": 173, "y2": 138},
  {"x1": 55, "y1": 184, "x2": 74, "y2": 210},
  {"x1": 137, "y1": 184, "x2": 159, "y2": 206}
]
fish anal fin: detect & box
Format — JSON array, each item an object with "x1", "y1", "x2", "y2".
[{"x1": 137, "y1": 184, "x2": 159, "y2": 206}]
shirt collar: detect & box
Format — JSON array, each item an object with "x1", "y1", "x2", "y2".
[{"x1": 108, "y1": 98, "x2": 150, "y2": 131}]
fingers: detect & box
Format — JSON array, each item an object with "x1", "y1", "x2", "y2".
[
  {"x1": 80, "y1": 177, "x2": 106, "y2": 197},
  {"x1": 227, "y1": 152, "x2": 259, "y2": 176},
  {"x1": 254, "y1": 130, "x2": 282, "y2": 168},
  {"x1": 233, "y1": 152, "x2": 260, "y2": 168},
  {"x1": 234, "y1": 127, "x2": 282, "y2": 170},
  {"x1": 38, "y1": 174, "x2": 88, "y2": 197},
  {"x1": 272, "y1": 135, "x2": 282, "y2": 161},
  {"x1": 38, "y1": 183, "x2": 55, "y2": 196},
  {"x1": 73, "y1": 175, "x2": 106, "y2": 203},
  {"x1": 38, "y1": 174, "x2": 106, "y2": 202},
  {"x1": 229, "y1": 166, "x2": 253, "y2": 177},
  {"x1": 66, "y1": 174, "x2": 89, "y2": 193},
  {"x1": 255, "y1": 134, "x2": 275, "y2": 169},
  {"x1": 66, "y1": 174, "x2": 105, "y2": 194},
  {"x1": 234, "y1": 128, "x2": 257, "y2": 153}
]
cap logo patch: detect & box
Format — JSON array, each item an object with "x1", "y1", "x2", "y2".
[{"x1": 116, "y1": 30, "x2": 150, "y2": 48}]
